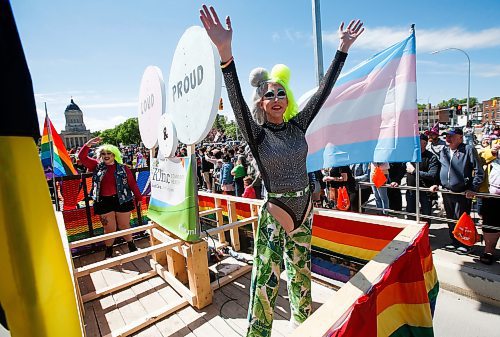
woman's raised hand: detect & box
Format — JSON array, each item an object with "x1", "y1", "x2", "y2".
[
  {"x1": 338, "y1": 20, "x2": 364, "y2": 53},
  {"x1": 86, "y1": 137, "x2": 101, "y2": 147},
  {"x1": 199, "y1": 5, "x2": 233, "y2": 62}
]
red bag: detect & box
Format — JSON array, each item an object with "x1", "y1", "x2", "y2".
[
  {"x1": 336, "y1": 186, "x2": 351, "y2": 211},
  {"x1": 372, "y1": 166, "x2": 387, "y2": 188},
  {"x1": 453, "y1": 212, "x2": 480, "y2": 247}
]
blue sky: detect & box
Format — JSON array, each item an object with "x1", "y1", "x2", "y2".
[{"x1": 12, "y1": 0, "x2": 500, "y2": 132}]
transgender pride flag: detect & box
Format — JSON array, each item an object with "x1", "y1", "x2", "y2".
[{"x1": 302, "y1": 31, "x2": 419, "y2": 172}]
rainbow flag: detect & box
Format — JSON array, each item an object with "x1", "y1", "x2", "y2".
[
  {"x1": 302, "y1": 30, "x2": 420, "y2": 172},
  {"x1": 328, "y1": 226, "x2": 436, "y2": 337},
  {"x1": 40, "y1": 114, "x2": 77, "y2": 178}
]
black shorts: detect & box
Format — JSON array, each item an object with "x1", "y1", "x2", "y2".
[
  {"x1": 94, "y1": 195, "x2": 135, "y2": 215},
  {"x1": 479, "y1": 197, "x2": 500, "y2": 233}
]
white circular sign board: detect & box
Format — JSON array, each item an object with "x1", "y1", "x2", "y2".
[
  {"x1": 157, "y1": 114, "x2": 178, "y2": 158},
  {"x1": 138, "y1": 66, "x2": 165, "y2": 149},
  {"x1": 168, "y1": 26, "x2": 222, "y2": 145}
]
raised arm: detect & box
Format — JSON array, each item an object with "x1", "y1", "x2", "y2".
[
  {"x1": 78, "y1": 137, "x2": 101, "y2": 172},
  {"x1": 293, "y1": 20, "x2": 364, "y2": 130},
  {"x1": 200, "y1": 5, "x2": 262, "y2": 144}
]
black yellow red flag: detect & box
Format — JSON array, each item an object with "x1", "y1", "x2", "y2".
[{"x1": 0, "y1": 1, "x2": 83, "y2": 336}]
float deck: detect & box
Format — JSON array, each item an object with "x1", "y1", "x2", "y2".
[{"x1": 76, "y1": 239, "x2": 337, "y2": 337}]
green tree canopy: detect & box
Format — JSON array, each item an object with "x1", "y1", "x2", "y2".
[
  {"x1": 437, "y1": 97, "x2": 478, "y2": 109},
  {"x1": 96, "y1": 117, "x2": 140, "y2": 146}
]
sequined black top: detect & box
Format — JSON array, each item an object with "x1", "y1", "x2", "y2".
[{"x1": 222, "y1": 51, "x2": 347, "y2": 227}]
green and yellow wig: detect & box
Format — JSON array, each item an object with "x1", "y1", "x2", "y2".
[
  {"x1": 249, "y1": 64, "x2": 299, "y2": 124},
  {"x1": 97, "y1": 144, "x2": 123, "y2": 164},
  {"x1": 269, "y1": 64, "x2": 298, "y2": 121}
]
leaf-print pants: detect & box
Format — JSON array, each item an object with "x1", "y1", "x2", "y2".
[{"x1": 246, "y1": 204, "x2": 313, "y2": 337}]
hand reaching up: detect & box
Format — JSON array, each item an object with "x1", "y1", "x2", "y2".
[
  {"x1": 86, "y1": 137, "x2": 101, "y2": 147},
  {"x1": 199, "y1": 5, "x2": 233, "y2": 62},
  {"x1": 338, "y1": 19, "x2": 364, "y2": 53}
]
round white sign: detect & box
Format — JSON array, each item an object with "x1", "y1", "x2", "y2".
[
  {"x1": 157, "y1": 114, "x2": 178, "y2": 158},
  {"x1": 168, "y1": 26, "x2": 222, "y2": 145},
  {"x1": 138, "y1": 66, "x2": 165, "y2": 149}
]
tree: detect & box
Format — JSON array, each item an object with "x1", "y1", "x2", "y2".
[
  {"x1": 458, "y1": 97, "x2": 478, "y2": 108},
  {"x1": 116, "y1": 118, "x2": 141, "y2": 145},
  {"x1": 97, "y1": 118, "x2": 141, "y2": 146},
  {"x1": 99, "y1": 128, "x2": 118, "y2": 145}
]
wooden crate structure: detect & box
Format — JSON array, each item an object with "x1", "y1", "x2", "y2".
[{"x1": 68, "y1": 192, "x2": 437, "y2": 337}]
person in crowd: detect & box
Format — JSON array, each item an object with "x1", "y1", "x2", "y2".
[
  {"x1": 310, "y1": 170, "x2": 326, "y2": 208},
  {"x1": 350, "y1": 163, "x2": 371, "y2": 212},
  {"x1": 481, "y1": 135, "x2": 491, "y2": 149},
  {"x1": 242, "y1": 176, "x2": 257, "y2": 199},
  {"x1": 425, "y1": 123, "x2": 446, "y2": 157},
  {"x1": 198, "y1": 146, "x2": 214, "y2": 192},
  {"x1": 200, "y1": 5, "x2": 363, "y2": 335},
  {"x1": 482, "y1": 122, "x2": 491, "y2": 136},
  {"x1": 323, "y1": 166, "x2": 355, "y2": 210},
  {"x1": 78, "y1": 137, "x2": 141, "y2": 258},
  {"x1": 246, "y1": 147, "x2": 263, "y2": 199},
  {"x1": 405, "y1": 134, "x2": 440, "y2": 222},
  {"x1": 430, "y1": 127, "x2": 484, "y2": 254},
  {"x1": 231, "y1": 154, "x2": 247, "y2": 197},
  {"x1": 179, "y1": 147, "x2": 188, "y2": 157},
  {"x1": 477, "y1": 136, "x2": 492, "y2": 215},
  {"x1": 478, "y1": 137, "x2": 500, "y2": 264},
  {"x1": 387, "y1": 163, "x2": 406, "y2": 213},
  {"x1": 220, "y1": 154, "x2": 235, "y2": 195},
  {"x1": 463, "y1": 120, "x2": 475, "y2": 147},
  {"x1": 370, "y1": 162, "x2": 390, "y2": 214},
  {"x1": 211, "y1": 158, "x2": 223, "y2": 194}
]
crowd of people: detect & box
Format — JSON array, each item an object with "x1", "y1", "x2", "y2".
[{"x1": 191, "y1": 121, "x2": 500, "y2": 263}]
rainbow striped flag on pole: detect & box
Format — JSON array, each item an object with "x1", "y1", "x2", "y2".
[
  {"x1": 40, "y1": 111, "x2": 77, "y2": 178},
  {"x1": 302, "y1": 29, "x2": 419, "y2": 172}
]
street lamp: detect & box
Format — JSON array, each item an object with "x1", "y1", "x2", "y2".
[{"x1": 431, "y1": 48, "x2": 471, "y2": 125}]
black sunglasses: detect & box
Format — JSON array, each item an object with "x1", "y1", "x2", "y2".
[{"x1": 263, "y1": 89, "x2": 287, "y2": 100}]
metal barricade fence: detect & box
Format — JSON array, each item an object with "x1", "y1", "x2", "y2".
[{"x1": 357, "y1": 181, "x2": 500, "y2": 229}]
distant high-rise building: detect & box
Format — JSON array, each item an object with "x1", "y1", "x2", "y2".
[{"x1": 60, "y1": 98, "x2": 91, "y2": 149}]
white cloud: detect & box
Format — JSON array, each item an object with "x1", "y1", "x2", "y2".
[{"x1": 324, "y1": 26, "x2": 500, "y2": 52}]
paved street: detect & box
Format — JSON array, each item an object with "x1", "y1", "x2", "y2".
[{"x1": 434, "y1": 289, "x2": 500, "y2": 337}]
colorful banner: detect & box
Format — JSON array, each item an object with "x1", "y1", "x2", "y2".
[
  {"x1": 0, "y1": 1, "x2": 83, "y2": 335},
  {"x1": 302, "y1": 31, "x2": 419, "y2": 172},
  {"x1": 148, "y1": 155, "x2": 199, "y2": 241},
  {"x1": 40, "y1": 114, "x2": 77, "y2": 178},
  {"x1": 327, "y1": 226, "x2": 437, "y2": 337}
]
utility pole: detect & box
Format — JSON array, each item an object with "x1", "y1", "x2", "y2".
[{"x1": 311, "y1": 0, "x2": 324, "y2": 85}]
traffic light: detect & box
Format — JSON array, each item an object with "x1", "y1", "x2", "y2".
[
  {"x1": 448, "y1": 108, "x2": 454, "y2": 119},
  {"x1": 493, "y1": 99, "x2": 497, "y2": 108},
  {"x1": 218, "y1": 97, "x2": 223, "y2": 110},
  {"x1": 457, "y1": 105, "x2": 462, "y2": 115}
]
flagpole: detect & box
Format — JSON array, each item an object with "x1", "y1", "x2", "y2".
[
  {"x1": 410, "y1": 23, "x2": 420, "y2": 223},
  {"x1": 45, "y1": 102, "x2": 60, "y2": 211},
  {"x1": 311, "y1": 0, "x2": 324, "y2": 84}
]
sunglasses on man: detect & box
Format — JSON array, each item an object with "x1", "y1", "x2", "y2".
[{"x1": 263, "y1": 89, "x2": 287, "y2": 100}]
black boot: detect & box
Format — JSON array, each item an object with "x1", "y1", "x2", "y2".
[
  {"x1": 104, "y1": 246, "x2": 113, "y2": 259},
  {"x1": 127, "y1": 241, "x2": 138, "y2": 252}
]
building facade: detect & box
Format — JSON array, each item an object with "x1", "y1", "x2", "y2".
[
  {"x1": 482, "y1": 99, "x2": 500, "y2": 124},
  {"x1": 60, "y1": 99, "x2": 91, "y2": 149},
  {"x1": 417, "y1": 105, "x2": 441, "y2": 130}
]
